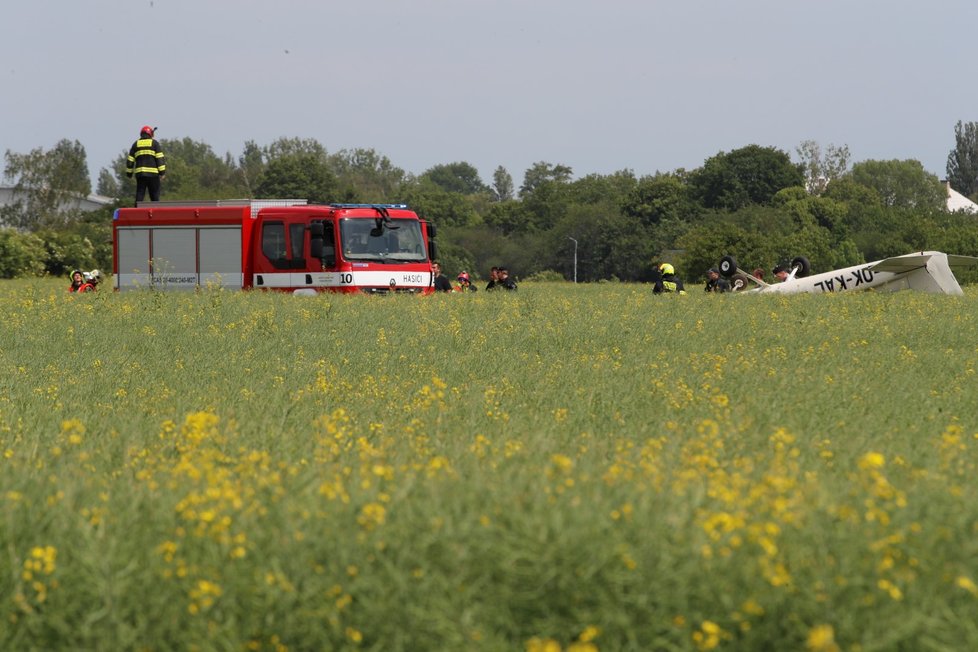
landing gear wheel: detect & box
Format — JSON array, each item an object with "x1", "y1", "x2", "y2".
[
  {"x1": 791, "y1": 256, "x2": 811, "y2": 278},
  {"x1": 719, "y1": 255, "x2": 738, "y2": 278},
  {"x1": 730, "y1": 273, "x2": 749, "y2": 291}
]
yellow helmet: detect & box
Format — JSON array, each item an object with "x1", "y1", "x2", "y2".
[{"x1": 659, "y1": 263, "x2": 675, "y2": 275}]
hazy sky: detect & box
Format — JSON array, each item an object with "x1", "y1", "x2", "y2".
[{"x1": 2, "y1": 0, "x2": 976, "y2": 189}]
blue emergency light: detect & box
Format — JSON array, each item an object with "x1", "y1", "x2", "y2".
[{"x1": 330, "y1": 203, "x2": 409, "y2": 209}]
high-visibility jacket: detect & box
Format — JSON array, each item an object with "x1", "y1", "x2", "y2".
[{"x1": 126, "y1": 138, "x2": 166, "y2": 177}]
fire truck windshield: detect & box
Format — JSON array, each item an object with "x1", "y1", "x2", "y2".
[{"x1": 339, "y1": 218, "x2": 427, "y2": 262}]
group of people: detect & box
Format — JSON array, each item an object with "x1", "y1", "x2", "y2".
[
  {"x1": 653, "y1": 261, "x2": 791, "y2": 295},
  {"x1": 432, "y1": 263, "x2": 517, "y2": 293}
]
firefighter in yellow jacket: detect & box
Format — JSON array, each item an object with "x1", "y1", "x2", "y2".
[
  {"x1": 126, "y1": 125, "x2": 166, "y2": 202},
  {"x1": 652, "y1": 262, "x2": 686, "y2": 294}
]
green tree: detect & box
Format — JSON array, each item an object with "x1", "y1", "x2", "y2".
[
  {"x1": 519, "y1": 162, "x2": 573, "y2": 197},
  {"x1": 491, "y1": 166, "x2": 514, "y2": 202},
  {"x1": 255, "y1": 152, "x2": 338, "y2": 204},
  {"x1": 447, "y1": 224, "x2": 513, "y2": 282},
  {"x1": 822, "y1": 177, "x2": 886, "y2": 240},
  {"x1": 158, "y1": 138, "x2": 248, "y2": 199},
  {"x1": 621, "y1": 173, "x2": 697, "y2": 227},
  {"x1": 849, "y1": 159, "x2": 945, "y2": 210},
  {"x1": 420, "y1": 162, "x2": 487, "y2": 195},
  {"x1": 396, "y1": 180, "x2": 477, "y2": 228},
  {"x1": 566, "y1": 170, "x2": 636, "y2": 207},
  {"x1": 263, "y1": 137, "x2": 329, "y2": 160},
  {"x1": 96, "y1": 167, "x2": 121, "y2": 199},
  {"x1": 946, "y1": 120, "x2": 978, "y2": 199},
  {"x1": 238, "y1": 140, "x2": 266, "y2": 196},
  {"x1": 520, "y1": 179, "x2": 571, "y2": 232},
  {"x1": 773, "y1": 187, "x2": 849, "y2": 234},
  {"x1": 541, "y1": 198, "x2": 667, "y2": 282},
  {"x1": 483, "y1": 200, "x2": 527, "y2": 236},
  {"x1": 795, "y1": 140, "x2": 850, "y2": 195},
  {"x1": 688, "y1": 145, "x2": 804, "y2": 210},
  {"x1": 516, "y1": 162, "x2": 575, "y2": 232},
  {"x1": 328, "y1": 148, "x2": 405, "y2": 201},
  {"x1": 2, "y1": 139, "x2": 91, "y2": 229},
  {"x1": 676, "y1": 220, "x2": 760, "y2": 283}
]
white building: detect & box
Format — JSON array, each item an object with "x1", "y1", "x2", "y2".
[{"x1": 0, "y1": 184, "x2": 113, "y2": 213}]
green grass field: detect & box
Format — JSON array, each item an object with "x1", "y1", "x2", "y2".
[{"x1": 2, "y1": 280, "x2": 978, "y2": 651}]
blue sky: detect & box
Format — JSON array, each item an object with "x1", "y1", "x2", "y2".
[{"x1": 2, "y1": 0, "x2": 976, "y2": 188}]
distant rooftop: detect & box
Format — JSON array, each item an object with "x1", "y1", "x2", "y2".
[{"x1": 0, "y1": 184, "x2": 113, "y2": 213}]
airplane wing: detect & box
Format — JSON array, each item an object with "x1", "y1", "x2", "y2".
[
  {"x1": 947, "y1": 254, "x2": 978, "y2": 271},
  {"x1": 869, "y1": 252, "x2": 978, "y2": 274},
  {"x1": 867, "y1": 253, "x2": 932, "y2": 274}
]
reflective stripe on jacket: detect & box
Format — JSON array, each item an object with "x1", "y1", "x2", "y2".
[{"x1": 126, "y1": 138, "x2": 166, "y2": 176}]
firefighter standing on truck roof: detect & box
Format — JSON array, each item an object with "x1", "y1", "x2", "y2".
[{"x1": 126, "y1": 125, "x2": 166, "y2": 202}]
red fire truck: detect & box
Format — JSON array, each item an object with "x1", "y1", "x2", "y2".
[{"x1": 112, "y1": 200, "x2": 438, "y2": 294}]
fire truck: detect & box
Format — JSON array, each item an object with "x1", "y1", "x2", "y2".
[{"x1": 112, "y1": 200, "x2": 438, "y2": 294}]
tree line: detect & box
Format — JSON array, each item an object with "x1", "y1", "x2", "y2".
[{"x1": 4, "y1": 122, "x2": 978, "y2": 282}]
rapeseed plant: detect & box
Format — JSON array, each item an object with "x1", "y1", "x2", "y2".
[{"x1": 3, "y1": 280, "x2": 978, "y2": 649}]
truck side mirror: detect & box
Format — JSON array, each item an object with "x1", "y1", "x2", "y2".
[{"x1": 427, "y1": 240, "x2": 438, "y2": 262}]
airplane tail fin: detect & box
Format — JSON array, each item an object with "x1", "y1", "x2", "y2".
[{"x1": 869, "y1": 252, "x2": 969, "y2": 295}]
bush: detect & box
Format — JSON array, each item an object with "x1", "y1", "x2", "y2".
[
  {"x1": 523, "y1": 269, "x2": 569, "y2": 283},
  {"x1": 37, "y1": 230, "x2": 100, "y2": 277},
  {"x1": 0, "y1": 228, "x2": 46, "y2": 278}
]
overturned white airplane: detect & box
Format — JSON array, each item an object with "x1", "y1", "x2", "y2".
[{"x1": 718, "y1": 251, "x2": 978, "y2": 295}]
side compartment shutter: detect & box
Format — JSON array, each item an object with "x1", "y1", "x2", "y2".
[
  {"x1": 199, "y1": 227, "x2": 243, "y2": 288},
  {"x1": 117, "y1": 228, "x2": 151, "y2": 290}
]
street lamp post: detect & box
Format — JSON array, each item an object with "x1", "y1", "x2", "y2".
[{"x1": 567, "y1": 236, "x2": 578, "y2": 283}]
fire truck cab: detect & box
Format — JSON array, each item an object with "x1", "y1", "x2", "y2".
[{"x1": 113, "y1": 200, "x2": 438, "y2": 294}]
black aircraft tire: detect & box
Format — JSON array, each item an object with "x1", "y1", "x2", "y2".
[
  {"x1": 730, "y1": 273, "x2": 749, "y2": 291},
  {"x1": 791, "y1": 256, "x2": 811, "y2": 278},
  {"x1": 719, "y1": 255, "x2": 738, "y2": 278}
]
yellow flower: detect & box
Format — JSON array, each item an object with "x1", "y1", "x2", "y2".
[
  {"x1": 806, "y1": 624, "x2": 840, "y2": 652},
  {"x1": 551, "y1": 454, "x2": 574, "y2": 473},
  {"x1": 956, "y1": 575, "x2": 978, "y2": 597},
  {"x1": 357, "y1": 502, "x2": 386, "y2": 530},
  {"x1": 526, "y1": 637, "x2": 562, "y2": 652},
  {"x1": 61, "y1": 419, "x2": 85, "y2": 445},
  {"x1": 692, "y1": 620, "x2": 725, "y2": 651},
  {"x1": 877, "y1": 579, "x2": 903, "y2": 600},
  {"x1": 567, "y1": 644, "x2": 598, "y2": 652},
  {"x1": 26, "y1": 546, "x2": 57, "y2": 575},
  {"x1": 858, "y1": 452, "x2": 885, "y2": 470}
]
